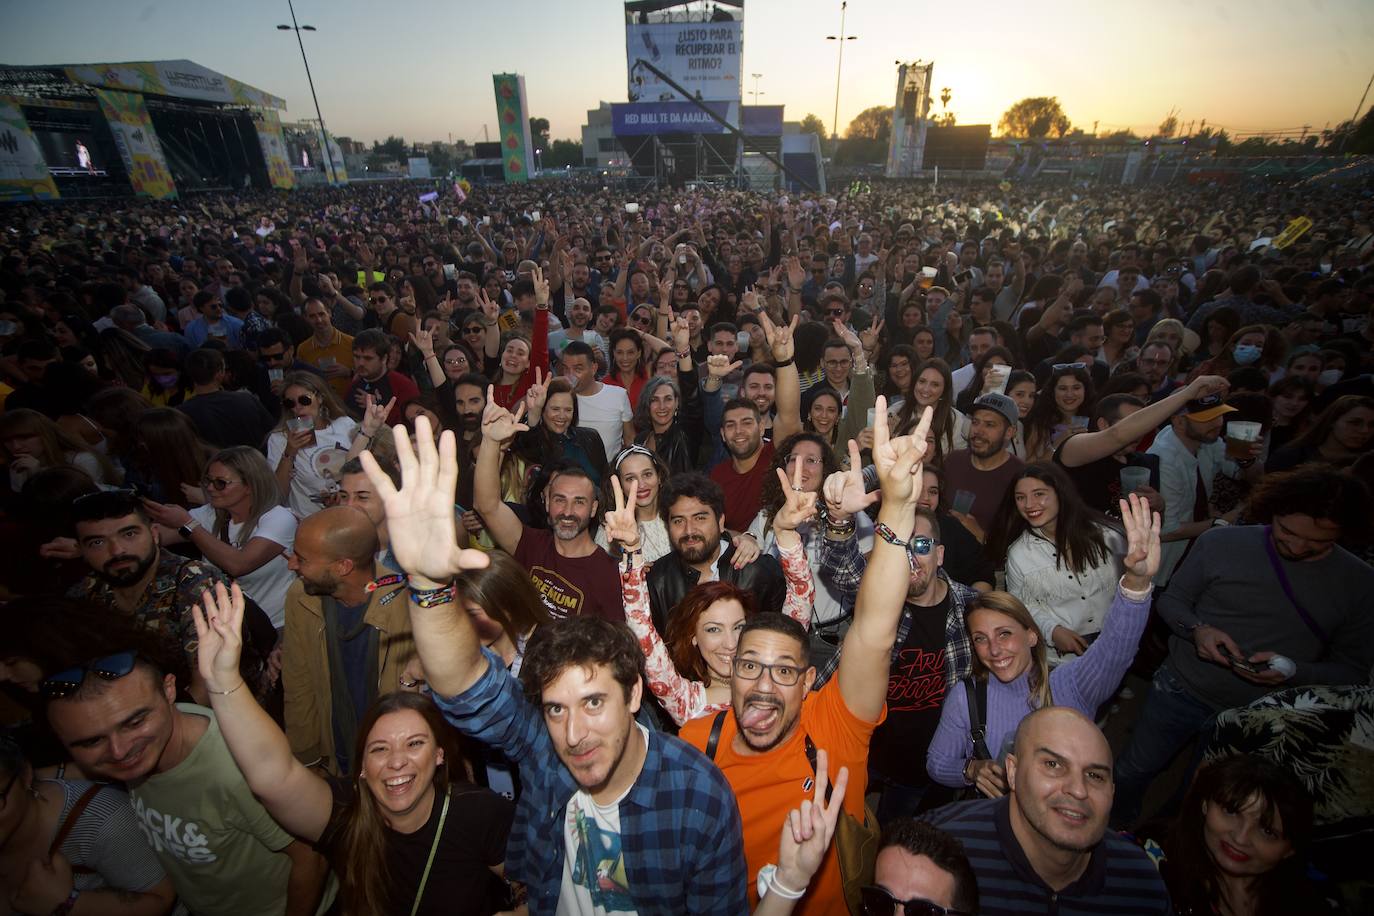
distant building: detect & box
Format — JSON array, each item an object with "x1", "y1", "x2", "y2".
[{"x1": 581, "y1": 102, "x2": 629, "y2": 169}]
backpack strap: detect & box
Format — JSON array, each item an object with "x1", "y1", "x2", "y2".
[
  {"x1": 963, "y1": 677, "x2": 993, "y2": 761},
  {"x1": 705, "y1": 709, "x2": 728, "y2": 760},
  {"x1": 802, "y1": 733, "x2": 835, "y2": 804}
]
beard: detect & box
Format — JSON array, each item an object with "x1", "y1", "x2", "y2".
[
  {"x1": 302, "y1": 573, "x2": 340, "y2": 597},
  {"x1": 98, "y1": 550, "x2": 157, "y2": 587},
  {"x1": 674, "y1": 534, "x2": 716, "y2": 564},
  {"x1": 456, "y1": 411, "x2": 482, "y2": 432},
  {"x1": 551, "y1": 513, "x2": 590, "y2": 541}
]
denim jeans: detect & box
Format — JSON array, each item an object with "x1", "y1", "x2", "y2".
[
  {"x1": 1111, "y1": 662, "x2": 1217, "y2": 828},
  {"x1": 869, "y1": 770, "x2": 934, "y2": 825}
]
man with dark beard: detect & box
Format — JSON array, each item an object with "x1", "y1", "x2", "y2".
[
  {"x1": 644, "y1": 473, "x2": 786, "y2": 634},
  {"x1": 474, "y1": 392, "x2": 623, "y2": 621},
  {"x1": 679, "y1": 401, "x2": 937, "y2": 913},
  {"x1": 68, "y1": 490, "x2": 274, "y2": 707},
  {"x1": 280, "y1": 507, "x2": 414, "y2": 774}
]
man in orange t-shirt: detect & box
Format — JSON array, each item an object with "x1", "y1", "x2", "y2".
[{"x1": 682, "y1": 400, "x2": 935, "y2": 914}]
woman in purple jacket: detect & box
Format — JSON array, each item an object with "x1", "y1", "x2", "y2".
[{"x1": 926, "y1": 493, "x2": 1160, "y2": 797}]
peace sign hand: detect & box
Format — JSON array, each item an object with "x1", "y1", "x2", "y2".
[
  {"x1": 859, "y1": 318, "x2": 885, "y2": 353},
  {"x1": 772, "y1": 462, "x2": 818, "y2": 534},
  {"x1": 603, "y1": 477, "x2": 641, "y2": 550},
  {"x1": 774, "y1": 747, "x2": 851, "y2": 896},
  {"x1": 823, "y1": 439, "x2": 880, "y2": 519},
  {"x1": 524, "y1": 367, "x2": 548, "y2": 417},
  {"x1": 476, "y1": 289, "x2": 500, "y2": 323}
]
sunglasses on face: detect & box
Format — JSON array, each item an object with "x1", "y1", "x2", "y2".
[
  {"x1": 908, "y1": 535, "x2": 937, "y2": 556},
  {"x1": 632, "y1": 314, "x2": 653, "y2": 325},
  {"x1": 282, "y1": 394, "x2": 314, "y2": 409},
  {"x1": 261, "y1": 350, "x2": 288, "y2": 363},
  {"x1": 463, "y1": 325, "x2": 484, "y2": 335},
  {"x1": 202, "y1": 476, "x2": 239, "y2": 491},
  {"x1": 369, "y1": 296, "x2": 389, "y2": 305},
  {"x1": 41, "y1": 651, "x2": 138, "y2": 700},
  {"x1": 859, "y1": 885, "x2": 971, "y2": 916}
]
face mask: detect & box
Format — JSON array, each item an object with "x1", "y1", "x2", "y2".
[
  {"x1": 151, "y1": 373, "x2": 179, "y2": 387},
  {"x1": 1232, "y1": 344, "x2": 1262, "y2": 365},
  {"x1": 1317, "y1": 369, "x2": 1342, "y2": 387}
]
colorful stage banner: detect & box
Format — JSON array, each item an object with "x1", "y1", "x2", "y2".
[
  {"x1": 0, "y1": 97, "x2": 60, "y2": 201},
  {"x1": 95, "y1": 89, "x2": 177, "y2": 199},
  {"x1": 252, "y1": 109, "x2": 294, "y2": 189},
  {"x1": 320, "y1": 129, "x2": 348, "y2": 185},
  {"x1": 492, "y1": 73, "x2": 533, "y2": 183},
  {"x1": 65, "y1": 60, "x2": 286, "y2": 110}
]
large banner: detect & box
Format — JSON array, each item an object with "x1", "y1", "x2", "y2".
[
  {"x1": 492, "y1": 74, "x2": 533, "y2": 183},
  {"x1": 94, "y1": 89, "x2": 177, "y2": 199},
  {"x1": 320, "y1": 129, "x2": 348, "y2": 184},
  {"x1": 886, "y1": 61, "x2": 933, "y2": 179},
  {"x1": 65, "y1": 60, "x2": 286, "y2": 110},
  {"x1": 626, "y1": 20, "x2": 742, "y2": 103},
  {"x1": 0, "y1": 97, "x2": 60, "y2": 201},
  {"x1": 252, "y1": 109, "x2": 293, "y2": 190},
  {"x1": 611, "y1": 102, "x2": 782, "y2": 136}
]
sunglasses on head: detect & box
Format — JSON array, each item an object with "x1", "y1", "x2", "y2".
[
  {"x1": 41, "y1": 651, "x2": 139, "y2": 700},
  {"x1": 282, "y1": 394, "x2": 314, "y2": 409},
  {"x1": 859, "y1": 886, "x2": 970, "y2": 916}
]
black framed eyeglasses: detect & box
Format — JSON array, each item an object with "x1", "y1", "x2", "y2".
[
  {"x1": 282, "y1": 394, "x2": 314, "y2": 409},
  {"x1": 732, "y1": 658, "x2": 804, "y2": 686},
  {"x1": 860, "y1": 885, "x2": 971, "y2": 916},
  {"x1": 41, "y1": 651, "x2": 139, "y2": 700}
]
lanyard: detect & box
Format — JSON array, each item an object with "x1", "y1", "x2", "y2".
[
  {"x1": 409, "y1": 788, "x2": 451, "y2": 916},
  {"x1": 1262, "y1": 527, "x2": 1329, "y2": 646}
]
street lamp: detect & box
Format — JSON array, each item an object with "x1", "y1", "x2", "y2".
[
  {"x1": 826, "y1": 2, "x2": 857, "y2": 139},
  {"x1": 751, "y1": 73, "x2": 764, "y2": 105},
  {"x1": 277, "y1": 0, "x2": 337, "y2": 184},
  {"x1": 534, "y1": 148, "x2": 543, "y2": 174}
]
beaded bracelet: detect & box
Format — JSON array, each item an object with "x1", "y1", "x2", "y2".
[{"x1": 409, "y1": 581, "x2": 457, "y2": 608}]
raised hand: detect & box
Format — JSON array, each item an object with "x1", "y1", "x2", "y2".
[
  {"x1": 477, "y1": 288, "x2": 500, "y2": 324},
  {"x1": 822, "y1": 439, "x2": 879, "y2": 519},
  {"x1": 409, "y1": 325, "x2": 436, "y2": 360},
  {"x1": 705, "y1": 354, "x2": 743, "y2": 382},
  {"x1": 872, "y1": 396, "x2": 933, "y2": 507},
  {"x1": 859, "y1": 318, "x2": 885, "y2": 354},
  {"x1": 741, "y1": 285, "x2": 761, "y2": 313},
  {"x1": 436, "y1": 290, "x2": 455, "y2": 319},
  {"x1": 193, "y1": 581, "x2": 246, "y2": 693},
  {"x1": 832, "y1": 318, "x2": 862, "y2": 353},
  {"x1": 480, "y1": 386, "x2": 529, "y2": 445},
  {"x1": 360, "y1": 393, "x2": 397, "y2": 437},
  {"x1": 602, "y1": 477, "x2": 641, "y2": 549},
  {"x1": 772, "y1": 462, "x2": 818, "y2": 534},
  {"x1": 670, "y1": 313, "x2": 691, "y2": 354},
  {"x1": 1185, "y1": 374, "x2": 1229, "y2": 400},
  {"x1": 774, "y1": 748, "x2": 850, "y2": 897},
  {"x1": 358, "y1": 415, "x2": 490, "y2": 587},
  {"x1": 759, "y1": 310, "x2": 798, "y2": 365},
  {"x1": 785, "y1": 255, "x2": 805, "y2": 290},
  {"x1": 524, "y1": 367, "x2": 548, "y2": 418},
  {"x1": 1118, "y1": 491, "x2": 1161, "y2": 590}
]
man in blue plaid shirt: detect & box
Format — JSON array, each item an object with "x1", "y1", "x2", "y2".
[{"x1": 360, "y1": 417, "x2": 747, "y2": 915}]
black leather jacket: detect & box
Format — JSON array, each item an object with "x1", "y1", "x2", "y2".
[
  {"x1": 634, "y1": 364, "x2": 704, "y2": 474},
  {"x1": 646, "y1": 541, "x2": 786, "y2": 633}
]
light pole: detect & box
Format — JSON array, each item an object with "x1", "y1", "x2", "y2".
[
  {"x1": 826, "y1": 2, "x2": 857, "y2": 139},
  {"x1": 751, "y1": 72, "x2": 764, "y2": 105},
  {"x1": 277, "y1": 0, "x2": 337, "y2": 184},
  {"x1": 534, "y1": 148, "x2": 543, "y2": 174}
]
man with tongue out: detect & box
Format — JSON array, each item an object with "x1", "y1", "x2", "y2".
[{"x1": 681, "y1": 397, "x2": 936, "y2": 914}]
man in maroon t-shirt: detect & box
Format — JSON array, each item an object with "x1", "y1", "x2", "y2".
[
  {"x1": 710, "y1": 399, "x2": 777, "y2": 533},
  {"x1": 474, "y1": 391, "x2": 622, "y2": 620},
  {"x1": 346, "y1": 329, "x2": 418, "y2": 425}
]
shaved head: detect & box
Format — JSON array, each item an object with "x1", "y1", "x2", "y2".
[
  {"x1": 1012, "y1": 706, "x2": 1109, "y2": 763},
  {"x1": 1005, "y1": 706, "x2": 1114, "y2": 860},
  {"x1": 300, "y1": 506, "x2": 378, "y2": 566}
]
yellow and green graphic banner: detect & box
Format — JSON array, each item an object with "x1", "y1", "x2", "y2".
[
  {"x1": 492, "y1": 73, "x2": 533, "y2": 183},
  {"x1": 95, "y1": 89, "x2": 177, "y2": 200},
  {"x1": 253, "y1": 109, "x2": 294, "y2": 190},
  {"x1": 0, "y1": 97, "x2": 60, "y2": 202}
]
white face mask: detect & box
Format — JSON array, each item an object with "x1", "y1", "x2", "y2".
[{"x1": 1317, "y1": 369, "x2": 1343, "y2": 387}]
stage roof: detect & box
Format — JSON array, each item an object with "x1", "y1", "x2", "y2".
[{"x1": 0, "y1": 59, "x2": 286, "y2": 110}]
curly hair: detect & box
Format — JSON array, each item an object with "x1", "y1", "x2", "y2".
[
  {"x1": 758, "y1": 432, "x2": 839, "y2": 529},
  {"x1": 1247, "y1": 462, "x2": 1371, "y2": 538},
  {"x1": 519, "y1": 616, "x2": 646, "y2": 708}
]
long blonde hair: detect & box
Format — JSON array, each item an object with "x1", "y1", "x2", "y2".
[
  {"x1": 206, "y1": 446, "x2": 281, "y2": 544},
  {"x1": 274, "y1": 371, "x2": 349, "y2": 432},
  {"x1": 0, "y1": 408, "x2": 117, "y2": 484},
  {"x1": 967, "y1": 591, "x2": 1053, "y2": 711}
]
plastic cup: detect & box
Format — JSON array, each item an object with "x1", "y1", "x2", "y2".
[
  {"x1": 1225, "y1": 420, "x2": 1262, "y2": 460},
  {"x1": 952, "y1": 490, "x2": 976, "y2": 515},
  {"x1": 866, "y1": 408, "x2": 877, "y2": 428},
  {"x1": 1119, "y1": 466, "x2": 1151, "y2": 495},
  {"x1": 288, "y1": 416, "x2": 314, "y2": 433}
]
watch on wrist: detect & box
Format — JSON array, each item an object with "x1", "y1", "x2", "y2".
[{"x1": 178, "y1": 518, "x2": 201, "y2": 539}]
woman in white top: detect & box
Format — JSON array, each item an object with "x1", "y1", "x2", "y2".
[
  {"x1": 594, "y1": 445, "x2": 673, "y2": 562},
  {"x1": 893, "y1": 357, "x2": 967, "y2": 463},
  {"x1": 0, "y1": 408, "x2": 117, "y2": 491},
  {"x1": 265, "y1": 371, "x2": 358, "y2": 518},
  {"x1": 986, "y1": 461, "x2": 1124, "y2": 668},
  {"x1": 144, "y1": 446, "x2": 296, "y2": 629}
]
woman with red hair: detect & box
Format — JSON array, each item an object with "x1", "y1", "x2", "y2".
[{"x1": 603, "y1": 462, "x2": 818, "y2": 725}]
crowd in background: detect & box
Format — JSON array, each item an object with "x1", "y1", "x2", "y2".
[{"x1": 1, "y1": 173, "x2": 1372, "y2": 916}]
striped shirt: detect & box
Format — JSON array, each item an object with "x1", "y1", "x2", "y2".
[{"x1": 922, "y1": 797, "x2": 1172, "y2": 915}]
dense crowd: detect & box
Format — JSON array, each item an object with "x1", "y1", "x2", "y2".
[{"x1": 1, "y1": 173, "x2": 1373, "y2": 916}]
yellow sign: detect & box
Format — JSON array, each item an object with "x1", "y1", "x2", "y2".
[
  {"x1": 95, "y1": 89, "x2": 177, "y2": 199},
  {"x1": 1271, "y1": 217, "x2": 1312, "y2": 250}
]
